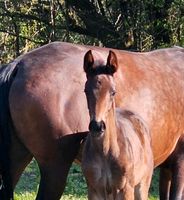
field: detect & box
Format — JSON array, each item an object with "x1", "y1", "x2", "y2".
[{"x1": 14, "y1": 159, "x2": 159, "y2": 200}]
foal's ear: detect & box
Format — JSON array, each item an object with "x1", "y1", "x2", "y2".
[
  {"x1": 106, "y1": 50, "x2": 118, "y2": 74},
  {"x1": 83, "y1": 50, "x2": 94, "y2": 74}
]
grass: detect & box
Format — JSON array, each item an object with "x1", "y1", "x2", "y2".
[{"x1": 14, "y1": 159, "x2": 159, "y2": 200}]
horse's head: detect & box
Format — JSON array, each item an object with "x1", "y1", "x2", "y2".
[{"x1": 83, "y1": 50, "x2": 118, "y2": 137}]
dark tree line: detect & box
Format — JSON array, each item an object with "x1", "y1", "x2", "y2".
[{"x1": 0, "y1": 0, "x2": 184, "y2": 63}]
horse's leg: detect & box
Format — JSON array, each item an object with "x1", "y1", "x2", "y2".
[
  {"x1": 35, "y1": 133, "x2": 85, "y2": 200},
  {"x1": 162, "y1": 135, "x2": 184, "y2": 200},
  {"x1": 159, "y1": 167, "x2": 171, "y2": 200},
  {"x1": 10, "y1": 133, "x2": 33, "y2": 188},
  {"x1": 36, "y1": 159, "x2": 71, "y2": 200},
  {"x1": 169, "y1": 157, "x2": 184, "y2": 200}
]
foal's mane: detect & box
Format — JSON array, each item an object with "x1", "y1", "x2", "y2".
[
  {"x1": 117, "y1": 109, "x2": 149, "y2": 147},
  {"x1": 86, "y1": 65, "x2": 116, "y2": 77}
]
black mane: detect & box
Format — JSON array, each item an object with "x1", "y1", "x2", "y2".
[{"x1": 87, "y1": 65, "x2": 115, "y2": 76}]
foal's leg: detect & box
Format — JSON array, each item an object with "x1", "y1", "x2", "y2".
[
  {"x1": 88, "y1": 187, "x2": 103, "y2": 200},
  {"x1": 135, "y1": 173, "x2": 152, "y2": 200},
  {"x1": 159, "y1": 167, "x2": 171, "y2": 200},
  {"x1": 121, "y1": 183, "x2": 134, "y2": 200},
  {"x1": 88, "y1": 187, "x2": 114, "y2": 200}
]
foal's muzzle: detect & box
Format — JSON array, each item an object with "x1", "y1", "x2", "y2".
[{"x1": 89, "y1": 120, "x2": 106, "y2": 137}]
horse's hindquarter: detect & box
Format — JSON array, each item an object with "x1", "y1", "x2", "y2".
[
  {"x1": 8, "y1": 43, "x2": 90, "y2": 164},
  {"x1": 116, "y1": 47, "x2": 184, "y2": 166}
]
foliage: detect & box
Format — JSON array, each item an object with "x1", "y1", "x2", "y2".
[
  {"x1": 0, "y1": 0, "x2": 184, "y2": 63},
  {"x1": 14, "y1": 159, "x2": 159, "y2": 200},
  {"x1": 0, "y1": 1, "x2": 181, "y2": 198}
]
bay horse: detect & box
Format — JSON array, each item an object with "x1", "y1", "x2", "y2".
[
  {"x1": 82, "y1": 50, "x2": 153, "y2": 200},
  {"x1": 0, "y1": 42, "x2": 184, "y2": 199}
]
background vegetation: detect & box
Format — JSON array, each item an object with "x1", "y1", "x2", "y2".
[
  {"x1": 0, "y1": 0, "x2": 183, "y2": 199},
  {"x1": 0, "y1": 0, "x2": 184, "y2": 63}
]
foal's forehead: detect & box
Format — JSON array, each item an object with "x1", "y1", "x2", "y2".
[
  {"x1": 89, "y1": 74, "x2": 115, "y2": 88},
  {"x1": 97, "y1": 74, "x2": 114, "y2": 82}
]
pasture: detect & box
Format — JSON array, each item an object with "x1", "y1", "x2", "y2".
[{"x1": 14, "y1": 159, "x2": 159, "y2": 200}]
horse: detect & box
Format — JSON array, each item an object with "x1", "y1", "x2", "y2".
[
  {"x1": 82, "y1": 50, "x2": 154, "y2": 200},
  {"x1": 0, "y1": 42, "x2": 184, "y2": 200}
]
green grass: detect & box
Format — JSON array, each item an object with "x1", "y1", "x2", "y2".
[
  {"x1": 14, "y1": 159, "x2": 159, "y2": 200},
  {"x1": 149, "y1": 169, "x2": 159, "y2": 200}
]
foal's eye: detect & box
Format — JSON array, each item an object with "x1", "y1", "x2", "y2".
[{"x1": 110, "y1": 90, "x2": 116, "y2": 96}]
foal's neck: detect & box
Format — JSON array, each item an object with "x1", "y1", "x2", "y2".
[{"x1": 102, "y1": 103, "x2": 120, "y2": 158}]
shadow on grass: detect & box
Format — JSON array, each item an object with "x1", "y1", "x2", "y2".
[
  {"x1": 15, "y1": 159, "x2": 39, "y2": 194},
  {"x1": 15, "y1": 160, "x2": 87, "y2": 199}
]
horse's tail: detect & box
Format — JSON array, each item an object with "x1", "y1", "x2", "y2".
[{"x1": 0, "y1": 62, "x2": 19, "y2": 199}]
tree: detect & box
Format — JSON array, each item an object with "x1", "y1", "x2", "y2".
[{"x1": 0, "y1": 0, "x2": 183, "y2": 63}]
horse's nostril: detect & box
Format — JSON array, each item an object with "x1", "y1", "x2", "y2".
[{"x1": 89, "y1": 120, "x2": 106, "y2": 136}]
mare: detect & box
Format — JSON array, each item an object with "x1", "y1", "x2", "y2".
[
  {"x1": 82, "y1": 50, "x2": 153, "y2": 200},
  {"x1": 0, "y1": 42, "x2": 184, "y2": 200}
]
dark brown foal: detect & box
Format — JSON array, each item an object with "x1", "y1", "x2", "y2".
[{"x1": 82, "y1": 50, "x2": 153, "y2": 200}]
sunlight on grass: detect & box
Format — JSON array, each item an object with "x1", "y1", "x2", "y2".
[
  {"x1": 14, "y1": 192, "x2": 37, "y2": 200},
  {"x1": 61, "y1": 195, "x2": 87, "y2": 200},
  {"x1": 15, "y1": 160, "x2": 159, "y2": 200}
]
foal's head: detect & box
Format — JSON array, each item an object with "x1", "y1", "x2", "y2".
[{"x1": 83, "y1": 50, "x2": 118, "y2": 137}]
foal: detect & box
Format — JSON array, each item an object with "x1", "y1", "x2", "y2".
[{"x1": 82, "y1": 50, "x2": 153, "y2": 200}]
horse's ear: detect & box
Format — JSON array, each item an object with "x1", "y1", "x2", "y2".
[
  {"x1": 84, "y1": 50, "x2": 94, "y2": 74},
  {"x1": 106, "y1": 50, "x2": 118, "y2": 74}
]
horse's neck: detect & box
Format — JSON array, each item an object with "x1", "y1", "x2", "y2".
[{"x1": 102, "y1": 104, "x2": 120, "y2": 158}]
